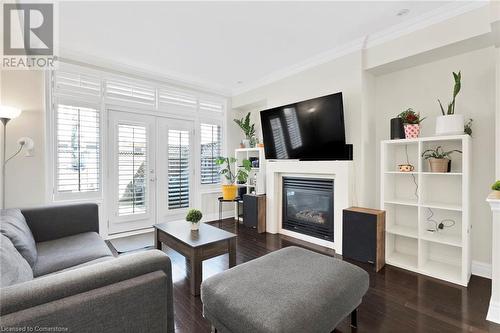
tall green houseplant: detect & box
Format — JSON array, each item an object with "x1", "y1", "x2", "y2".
[
  {"x1": 234, "y1": 112, "x2": 256, "y2": 147},
  {"x1": 438, "y1": 71, "x2": 461, "y2": 115}
]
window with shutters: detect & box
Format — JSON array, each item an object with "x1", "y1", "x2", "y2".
[
  {"x1": 55, "y1": 104, "x2": 100, "y2": 195},
  {"x1": 168, "y1": 130, "x2": 190, "y2": 209},
  {"x1": 117, "y1": 124, "x2": 148, "y2": 216},
  {"x1": 105, "y1": 79, "x2": 156, "y2": 107},
  {"x1": 200, "y1": 123, "x2": 221, "y2": 185}
]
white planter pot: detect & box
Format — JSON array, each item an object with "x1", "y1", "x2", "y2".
[
  {"x1": 435, "y1": 115, "x2": 464, "y2": 136},
  {"x1": 242, "y1": 139, "x2": 251, "y2": 148},
  {"x1": 190, "y1": 222, "x2": 200, "y2": 231}
]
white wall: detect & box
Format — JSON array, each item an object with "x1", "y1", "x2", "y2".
[
  {"x1": 374, "y1": 47, "x2": 496, "y2": 265},
  {"x1": 0, "y1": 71, "x2": 46, "y2": 208}
]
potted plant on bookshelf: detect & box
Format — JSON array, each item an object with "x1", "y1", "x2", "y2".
[
  {"x1": 422, "y1": 146, "x2": 462, "y2": 173},
  {"x1": 215, "y1": 156, "x2": 252, "y2": 200},
  {"x1": 234, "y1": 112, "x2": 256, "y2": 148},
  {"x1": 436, "y1": 71, "x2": 464, "y2": 135},
  {"x1": 490, "y1": 181, "x2": 500, "y2": 199},
  {"x1": 186, "y1": 209, "x2": 203, "y2": 231},
  {"x1": 398, "y1": 108, "x2": 426, "y2": 139}
]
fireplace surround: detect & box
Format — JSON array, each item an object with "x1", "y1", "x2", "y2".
[{"x1": 265, "y1": 160, "x2": 353, "y2": 254}]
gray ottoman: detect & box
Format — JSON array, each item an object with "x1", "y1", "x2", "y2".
[{"x1": 201, "y1": 246, "x2": 369, "y2": 333}]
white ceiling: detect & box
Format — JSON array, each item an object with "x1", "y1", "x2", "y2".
[{"x1": 59, "y1": 1, "x2": 478, "y2": 95}]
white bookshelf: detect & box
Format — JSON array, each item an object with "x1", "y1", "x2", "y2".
[
  {"x1": 234, "y1": 147, "x2": 266, "y2": 221},
  {"x1": 381, "y1": 135, "x2": 471, "y2": 286}
]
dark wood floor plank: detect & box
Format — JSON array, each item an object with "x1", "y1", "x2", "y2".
[{"x1": 162, "y1": 218, "x2": 500, "y2": 333}]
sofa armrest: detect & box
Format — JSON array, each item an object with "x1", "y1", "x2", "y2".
[
  {"x1": 1, "y1": 271, "x2": 172, "y2": 333},
  {"x1": 21, "y1": 203, "x2": 99, "y2": 242},
  {"x1": 0, "y1": 250, "x2": 173, "y2": 327}
]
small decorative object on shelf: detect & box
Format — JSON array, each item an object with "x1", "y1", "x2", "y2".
[
  {"x1": 398, "y1": 164, "x2": 414, "y2": 172},
  {"x1": 436, "y1": 71, "x2": 465, "y2": 135},
  {"x1": 490, "y1": 180, "x2": 500, "y2": 199},
  {"x1": 234, "y1": 112, "x2": 256, "y2": 148},
  {"x1": 216, "y1": 156, "x2": 252, "y2": 200},
  {"x1": 186, "y1": 209, "x2": 203, "y2": 231},
  {"x1": 398, "y1": 108, "x2": 426, "y2": 139},
  {"x1": 421, "y1": 146, "x2": 462, "y2": 173},
  {"x1": 464, "y1": 118, "x2": 473, "y2": 136},
  {"x1": 390, "y1": 117, "x2": 405, "y2": 139}
]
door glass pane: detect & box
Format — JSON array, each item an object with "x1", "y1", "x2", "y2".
[
  {"x1": 168, "y1": 129, "x2": 190, "y2": 209},
  {"x1": 117, "y1": 124, "x2": 148, "y2": 216}
]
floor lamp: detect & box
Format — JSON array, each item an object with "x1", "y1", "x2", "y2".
[{"x1": 1, "y1": 105, "x2": 22, "y2": 209}]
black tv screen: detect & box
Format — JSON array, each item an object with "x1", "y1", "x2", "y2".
[{"x1": 260, "y1": 92, "x2": 347, "y2": 160}]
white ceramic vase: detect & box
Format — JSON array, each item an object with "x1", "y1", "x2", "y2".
[
  {"x1": 435, "y1": 114, "x2": 464, "y2": 136},
  {"x1": 242, "y1": 139, "x2": 251, "y2": 148}
]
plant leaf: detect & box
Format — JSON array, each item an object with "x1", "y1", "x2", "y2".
[{"x1": 438, "y1": 99, "x2": 445, "y2": 116}]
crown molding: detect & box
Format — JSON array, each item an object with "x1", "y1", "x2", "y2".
[
  {"x1": 232, "y1": 1, "x2": 490, "y2": 97},
  {"x1": 365, "y1": 1, "x2": 489, "y2": 48},
  {"x1": 58, "y1": 47, "x2": 232, "y2": 97},
  {"x1": 231, "y1": 37, "x2": 365, "y2": 96}
]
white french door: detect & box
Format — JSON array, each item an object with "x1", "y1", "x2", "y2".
[
  {"x1": 108, "y1": 111, "x2": 156, "y2": 234},
  {"x1": 108, "y1": 110, "x2": 194, "y2": 234},
  {"x1": 157, "y1": 118, "x2": 194, "y2": 222}
]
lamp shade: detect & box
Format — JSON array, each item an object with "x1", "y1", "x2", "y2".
[{"x1": 0, "y1": 105, "x2": 22, "y2": 119}]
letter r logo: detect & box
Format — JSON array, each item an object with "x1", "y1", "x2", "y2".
[{"x1": 3, "y1": 3, "x2": 53, "y2": 56}]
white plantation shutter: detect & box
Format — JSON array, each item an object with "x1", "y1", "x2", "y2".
[
  {"x1": 56, "y1": 104, "x2": 100, "y2": 194},
  {"x1": 168, "y1": 130, "x2": 190, "y2": 209},
  {"x1": 200, "y1": 123, "x2": 221, "y2": 184},
  {"x1": 105, "y1": 79, "x2": 156, "y2": 106},
  {"x1": 159, "y1": 88, "x2": 197, "y2": 110},
  {"x1": 117, "y1": 124, "x2": 148, "y2": 216},
  {"x1": 54, "y1": 71, "x2": 101, "y2": 98},
  {"x1": 199, "y1": 100, "x2": 223, "y2": 113}
]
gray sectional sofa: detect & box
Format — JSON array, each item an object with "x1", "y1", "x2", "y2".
[{"x1": 0, "y1": 203, "x2": 174, "y2": 333}]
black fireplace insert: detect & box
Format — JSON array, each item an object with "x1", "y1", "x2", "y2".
[{"x1": 282, "y1": 177, "x2": 334, "y2": 241}]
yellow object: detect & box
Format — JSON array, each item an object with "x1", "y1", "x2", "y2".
[{"x1": 222, "y1": 184, "x2": 238, "y2": 200}]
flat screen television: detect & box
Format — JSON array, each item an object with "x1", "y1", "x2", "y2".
[{"x1": 260, "y1": 92, "x2": 352, "y2": 160}]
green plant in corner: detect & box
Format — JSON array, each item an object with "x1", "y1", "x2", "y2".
[
  {"x1": 492, "y1": 181, "x2": 500, "y2": 192},
  {"x1": 438, "y1": 71, "x2": 461, "y2": 115},
  {"x1": 215, "y1": 156, "x2": 252, "y2": 184},
  {"x1": 233, "y1": 112, "x2": 256, "y2": 139},
  {"x1": 421, "y1": 146, "x2": 462, "y2": 160},
  {"x1": 186, "y1": 209, "x2": 203, "y2": 224}
]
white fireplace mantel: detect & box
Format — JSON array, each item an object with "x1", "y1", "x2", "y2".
[
  {"x1": 265, "y1": 160, "x2": 354, "y2": 254},
  {"x1": 487, "y1": 196, "x2": 500, "y2": 324}
]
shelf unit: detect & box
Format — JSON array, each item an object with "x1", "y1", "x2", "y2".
[
  {"x1": 234, "y1": 147, "x2": 266, "y2": 221},
  {"x1": 381, "y1": 135, "x2": 471, "y2": 286}
]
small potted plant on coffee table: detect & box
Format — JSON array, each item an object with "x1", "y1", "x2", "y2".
[
  {"x1": 186, "y1": 209, "x2": 203, "y2": 231},
  {"x1": 398, "y1": 108, "x2": 426, "y2": 139},
  {"x1": 490, "y1": 180, "x2": 500, "y2": 199},
  {"x1": 422, "y1": 146, "x2": 462, "y2": 173}
]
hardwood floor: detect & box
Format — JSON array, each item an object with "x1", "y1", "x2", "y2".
[{"x1": 160, "y1": 218, "x2": 500, "y2": 333}]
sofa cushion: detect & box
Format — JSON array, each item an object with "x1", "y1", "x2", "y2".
[
  {"x1": 0, "y1": 209, "x2": 37, "y2": 267},
  {"x1": 0, "y1": 234, "x2": 33, "y2": 287},
  {"x1": 33, "y1": 232, "x2": 114, "y2": 277}
]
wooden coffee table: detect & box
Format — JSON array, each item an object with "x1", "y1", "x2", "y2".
[{"x1": 154, "y1": 221, "x2": 237, "y2": 296}]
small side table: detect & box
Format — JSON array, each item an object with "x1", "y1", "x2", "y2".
[{"x1": 218, "y1": 197, "x2": 242, "y2": 227}]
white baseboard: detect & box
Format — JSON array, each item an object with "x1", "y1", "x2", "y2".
[
  {"x1": 472, "y1": 260, "x2": 492, "y2": 279},
  {"x1": 487, "y1": 299, "x2": 500, "y2": 324},
  {"x1": 202, "y1": 211, "x2": 234, "y2": 223}
]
